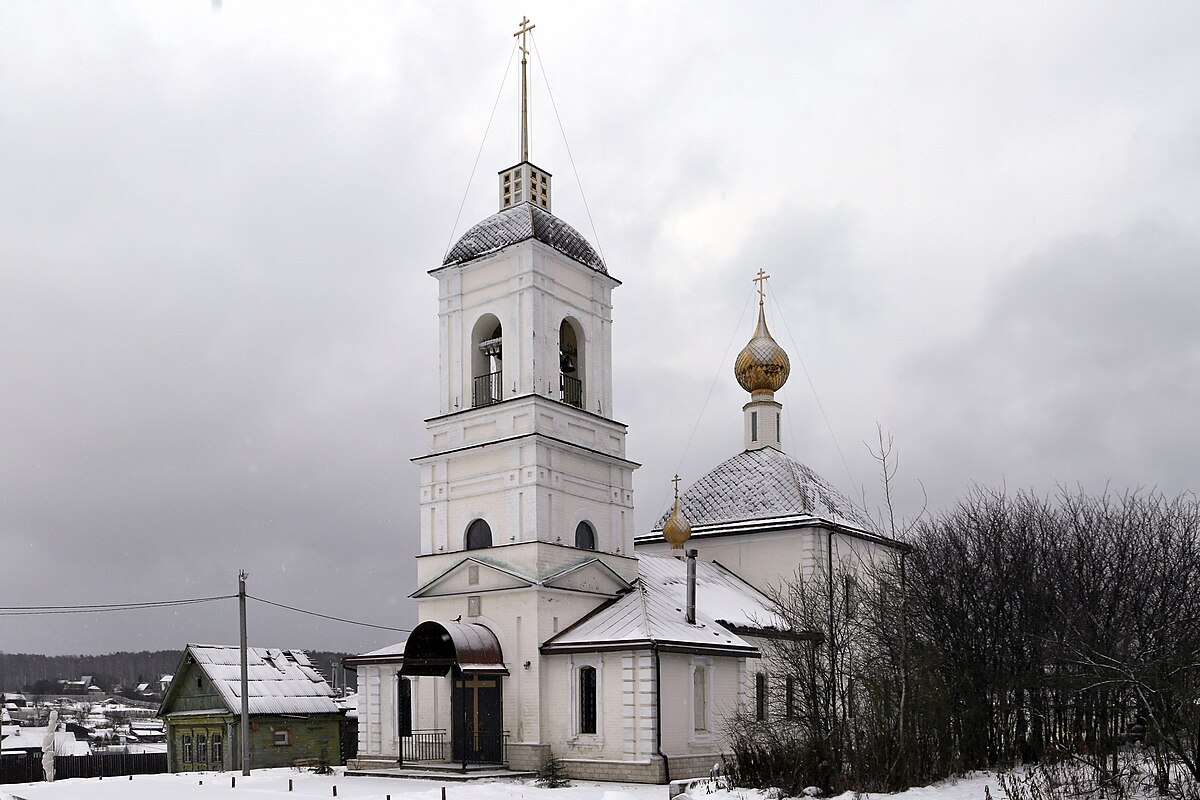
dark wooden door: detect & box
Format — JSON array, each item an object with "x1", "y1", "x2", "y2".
[{"x1": 451, "y1": 670, "x2": 503, "y2": 763}]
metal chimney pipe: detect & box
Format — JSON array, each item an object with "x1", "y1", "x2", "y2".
[{"x1": 686, "y1": 549, "x2": 697, "y2": 624}]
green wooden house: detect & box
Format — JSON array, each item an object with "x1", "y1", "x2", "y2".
[{"x1": 160, "y1": 644, "x2": 343, "y2": 772}]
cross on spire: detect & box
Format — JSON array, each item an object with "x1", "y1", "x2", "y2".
[
  {"x1": 513, "y1": 16, "x2": 536, "y2": 163},
  {"x1": 672, "y1": 473, "x2": 681, "y2": 500},
  {"x1": 753, "y1": 269, "x2": 770, "y2": 305}
]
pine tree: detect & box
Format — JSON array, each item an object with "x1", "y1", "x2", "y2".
[{"x1": 537, "y1": 753, "x2": 571, "y2": 788}]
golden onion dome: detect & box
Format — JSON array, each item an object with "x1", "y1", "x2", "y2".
[
  {"x1": 734, "y1": 302, "x2": 790, "y2": 393},
  {"x1": 662, "y1": 475, "x2": 692, "y2": 549}
]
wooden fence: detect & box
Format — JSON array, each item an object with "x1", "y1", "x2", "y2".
[{"x1": 0, "y1": 752, "x2": 168, "y2": 784}]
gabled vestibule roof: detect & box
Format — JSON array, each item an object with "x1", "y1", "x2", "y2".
[
  {"x1": 160, "y1": 644, "x2": 338, "y2": 717},
  {"x1": 541, "y1": 554, "x2": 789, "y2": 656}
]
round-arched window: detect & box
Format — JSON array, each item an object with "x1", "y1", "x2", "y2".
[
  {"x1": 575, "y1": 521, "x2": 596, "y2": 551},
  {"x1": 466, "y1": 519, "x2": 493, "y2": 550}
]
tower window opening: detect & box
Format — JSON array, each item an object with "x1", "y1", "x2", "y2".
[
  {"x1": 751, "y1": 411, "x2": 758, "y2": 442},
  {"x1": 465, "y1": 519, "x2": 493, "y2": 550},
  {"x1": 575, "y1": 521, "x2": 596, "y2": 550},
  {"x1": 559, "y1": 318, "x2": 584, "y2": 408},
  {"x1": 472, "y1": 315, "x2": 503, "y2": 407}
]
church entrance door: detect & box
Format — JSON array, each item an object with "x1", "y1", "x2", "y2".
[{"x1": 451, "y1": 667, "x2": 503, "y2": 763}]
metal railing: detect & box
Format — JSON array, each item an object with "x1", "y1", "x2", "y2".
[
  {"x1": 560, "y1": 373, "x2": 582, "y2": 408},
  {"x1": 400, "y1": 729, "x2": 446, "y2": 763},
  {"x1": 472, "y1": 371, "x2": 502, "y2": 407},
  {"x1": 396, "y1": 729, "x2": 509, "y2": 767}
]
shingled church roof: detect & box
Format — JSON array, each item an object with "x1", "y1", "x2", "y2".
[
  {"x1": 654, "y1": 446, "x2": 871, "y2": 531},
  {"x1": 441, "y1": 202, "x2": 606, "y2": 273}
]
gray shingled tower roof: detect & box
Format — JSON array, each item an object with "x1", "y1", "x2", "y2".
[
  {"x1": 442, "y1": 202, "x2": 606, "y2": 273},
  {"x1": 654, "y1": 446, "x2": 871, "y2": 531}
]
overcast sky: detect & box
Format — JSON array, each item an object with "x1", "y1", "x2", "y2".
[{"x1": 2, "y1": 2, "x2": 1197, "y2": 658}]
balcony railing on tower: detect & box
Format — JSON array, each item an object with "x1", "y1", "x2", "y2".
[
  {"x1": 560, "y1": 373, "x2": 582, "y2": 408},
  {"x1": 472, "y1": 370, "x2": 502, "y2": 407}
]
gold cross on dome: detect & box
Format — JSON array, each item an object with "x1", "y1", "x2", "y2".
[
  {"x1": 753, "y1": 269, "x2": 770, "y2": 304},
  {"x1": 672, "y1": 473, "x2": 681, "y2": 499},
  {"x1": 514, "y1": 16, "x2": 535, "y2": 57}
]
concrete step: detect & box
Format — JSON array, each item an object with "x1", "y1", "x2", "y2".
[{"x1": 346, "y1": 764, "x2": 537, "y2": 782}]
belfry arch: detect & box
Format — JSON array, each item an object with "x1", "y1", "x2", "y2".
[
  {"x1": 559, "y1": 317, "x2": 585, "y2": 409},
  {"x1": 471, "y1": 314, "x2": 503, "y2": 407}
]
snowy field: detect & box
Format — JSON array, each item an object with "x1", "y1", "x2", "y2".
[{"x1": 0, "y1": 769, "x2": 998, "y2": 800}]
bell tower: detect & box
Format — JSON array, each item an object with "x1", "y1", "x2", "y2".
[{"x1": 413, "y1": 17, "x2": 637, "y2": 575}]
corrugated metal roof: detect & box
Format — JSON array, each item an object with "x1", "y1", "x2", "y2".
[
  {"x1": 182, "y1": 644, "x2": 338, "y2": 716},
  {"x1": 654, "y1": 447, "x2": 870, "y2": 531},
  {"x1": 541, "y1": 554, "x2": 785, "y2": 654},
  {"x1": 442, "y1": 202, "x2": 607, "y2": 273}
]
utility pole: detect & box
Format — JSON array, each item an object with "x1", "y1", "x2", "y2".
[{"x1": 239, "y1": 570, "x2": 250, "y2": 776}]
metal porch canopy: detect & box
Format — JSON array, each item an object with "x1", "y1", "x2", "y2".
[{"x1": 399, "y1": 620, "x2": 508, "y2": 676}]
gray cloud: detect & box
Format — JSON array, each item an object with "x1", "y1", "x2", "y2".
[{"x1": 1, "y1": 2, "x2": 1197, "y2": 655}]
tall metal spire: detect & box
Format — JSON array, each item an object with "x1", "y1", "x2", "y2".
[
  {"x1": 499, "y1": 17, "x2": 552, "y2": 212},
  {"x1": 514, "y1": 16, "x2": 535, "y2": 163}
]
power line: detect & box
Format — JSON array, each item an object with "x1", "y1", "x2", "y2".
[
  {"x1": 0, "y1": 595, "x2": 235, "y2": 616},
  {"x1": 246, "y1": 595, "x2": 411, "y2": 634}
]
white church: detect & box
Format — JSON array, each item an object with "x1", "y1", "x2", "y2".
[{"x1": 346, "y1": 21, "x2": 903, "y2": 783}]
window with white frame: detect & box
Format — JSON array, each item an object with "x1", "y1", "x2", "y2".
[
  {"x1": 570, "y1": 655, "x2": 602, "y2": 739},
  {"x1": 755, "y1": 672, "x2": 768, "y2": 721},
  {"x1": 273, "y1": 728, "x2": 291, "y2": 746},
  {"x1": 690, "y1": 656, "x2": 713, "y2": 737},
  {"x1": 579, "y1": 666, "x2": 597, "y2": 734}
]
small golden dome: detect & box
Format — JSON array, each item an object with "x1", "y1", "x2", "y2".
[
  {"x1": 734, "y1": 302, "x2": 790, "y2": 394},
  {"x1": 662, "y1": 474, "x2": 692, "y2": 549}
]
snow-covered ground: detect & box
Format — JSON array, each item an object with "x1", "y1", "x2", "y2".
[{"x1": 0, "y1": 768, "x2": 998, "y2": 800}]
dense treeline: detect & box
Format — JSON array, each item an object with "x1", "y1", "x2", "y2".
[
  {"x1": 0, "y1": 649, "x2": 356, "y2": 694},
  {"x1": 728, "y1": 488, "x2": 1200, "y2": 797}
]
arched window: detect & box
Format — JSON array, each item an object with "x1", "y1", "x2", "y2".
[
  {"x1": 575, "y1": 521, "x2": 596, "y2": 550},
  {"x1": 579, "y1": 666, "x2": 597, "y2": 734},
  {"x1": 465, "y1": 519, "x2": 492, "y2": 550},
  {"x1": 559, "y1": 318, "x2": 585, "y2": 409},
  {"x1": 472, "y1": 314, "x2": 503, "y2": 407}
]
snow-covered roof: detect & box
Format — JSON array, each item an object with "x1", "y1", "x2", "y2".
[
  {"x1": 541, "y1": 554, "x2": 787, "y2": 655},
  {"x1": 652, "y1": 446, "x2": 871, "y2": 531},
  {"x1": 1, "y1": 726, "x2": 90, "y2": 756},
  {"x1": 356, "y1": 640, "x2": 407, "y2": 659},
  {"x1": 164, "y1": 645, "x2": 338, "y2": 717},
  {"x1": 441, "y1": 202, "x2": 607, "y2": 274}
]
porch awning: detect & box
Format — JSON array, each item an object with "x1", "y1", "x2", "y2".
[{"x1": 398, "y1": 620, "x2": 508, "y2": 677}]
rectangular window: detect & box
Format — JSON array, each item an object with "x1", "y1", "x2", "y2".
[
  {"x1": 467, "y1": 595, "x2": 481, "y2": 617},
  {"x1": 693, "y1": 666, "x2": 708, "y2": 732},
  {"x1": 274, "y1": 729, "x2": 291, "y2": 746},
  {"x1": 181, "y1": 734, "x2": 193, "y2": 763},
  {"x1": 785, "y1": 676, "x2": 796, "y2": 719},
  {"x1": 579, "y1": 666, "x2": 597, "y2": 734},
  {"x1": 399, "y1": 677, "x2": 413, "y2": 738},
  {"x1": 751, "y1": 411, "x2": 758, "y2": 441},
  {"x1": 212, "y1": 733, "x2": 223, "y2": 764},
  {"x1": 196, "y1": 734, "x2": 207, "y2": 764},
  {"x1": 755, "y1": 673, "x2": 767, "y2": 721}
]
